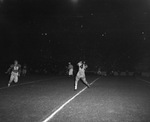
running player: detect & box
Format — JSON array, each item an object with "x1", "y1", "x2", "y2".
[
  {"x1": 74, "y1": 61, "x2": 90, "y2": 91},
  {"x1": 6, "y1": 60, "x2": 21, "y2": 87},
  {"x1": 68, "y1": 62, "x2": 74, "y2": 76}
]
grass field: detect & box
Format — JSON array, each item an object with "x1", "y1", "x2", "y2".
[{"x1": 0, "y1": 74, "x2": 150, "y2": 122}]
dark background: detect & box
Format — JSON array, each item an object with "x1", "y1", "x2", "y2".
[{"x1": 0, "y1": 0, "x2": 150, "y2": 73}]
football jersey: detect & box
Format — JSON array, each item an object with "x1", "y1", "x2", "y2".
[
  {"x1": 11, "y1": 64, "x2": 21, "y2": 73},
  {"x1": 77, "y1": 64, "x2": 87, "y2": 77}
]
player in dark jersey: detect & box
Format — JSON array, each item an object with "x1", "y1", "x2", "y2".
[
  {"x1": 6, "y1": 60, "x2": 21, "y2": 87},
  {"x1": 22, "y1": 65, "x2": 27, "y2": 76}
]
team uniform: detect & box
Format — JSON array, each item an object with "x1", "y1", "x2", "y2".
[
  {"x1": 22, "y1": 65, "x2": 27, "y2": 76},
  {"x1": 68, "y1": 62, "x2": 74, "y2": 76},
  {"x1": 6, "y1": 61, "x2": 21, "y2": 87},
  {"x1": 74, "y1": 61, "x2": 90, "y2": 90}
]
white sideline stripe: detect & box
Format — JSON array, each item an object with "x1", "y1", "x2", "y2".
[
  {"x1": 137, "y1": 78, "x2": 150, "y2": 84},
  {"x1": 0, "y1": 78, "x2": 49, "y2": 90},
  {"x1": 90, "y1": 77, "x2": 99, "y2": 85},
  {"x1": 42, "y1": 77, "x2": 99, "y2": 122}
]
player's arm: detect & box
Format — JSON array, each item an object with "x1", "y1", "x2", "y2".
[
  {"x1": 84, "y1": 64, "x2": 88, "y2": 69},
  {"x1": 5, "y1": 65, "x2": 12, "y2": 74}
]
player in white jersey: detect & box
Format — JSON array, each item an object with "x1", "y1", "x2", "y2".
[
  {"x1": 74, "y1": 61, "x2": 90, "y2": 90},
  {"x1": 68, "y1": 62, "x2": 74, "y2": 76},
  {"x1": 6, "y1": 60, "x2": 21, "y2": 87}
]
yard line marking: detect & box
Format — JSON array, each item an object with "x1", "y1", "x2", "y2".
[
  {"x1": 137, "y1": 78, "x2": 150, "y2": 84},
  {"x1": 90, "y1": 77, "x2": 99, "y2": 85},
  {"x1": 0, "y1": 78, "x2": 50, "y2": 90},
  {"x1": 42, "y1": 77, "x2": 99, "y2": 122}
]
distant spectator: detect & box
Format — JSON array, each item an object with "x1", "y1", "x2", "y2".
[{"x1": 68, "y1": 62, "x2": 74, "y2": 77}]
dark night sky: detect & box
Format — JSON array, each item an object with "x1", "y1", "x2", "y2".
[{"x1": 0, "y1": 0, "x2": 150, "y2": 71}]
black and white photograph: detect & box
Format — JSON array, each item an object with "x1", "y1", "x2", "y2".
[{"x1": 0, "y1": 0, "x2": 150, "y2": 121}]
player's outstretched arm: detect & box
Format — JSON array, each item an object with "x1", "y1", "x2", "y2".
[{"x1": 5, "y1": 66, "x2": 12, "y2": 74}]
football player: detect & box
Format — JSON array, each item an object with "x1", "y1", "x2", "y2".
[
  {"x1": 74, "y1": 61, "x2": 90, "y2": 90},
  {"x1": 6, "y1": 60, "x2": 21, "y2": 87}
]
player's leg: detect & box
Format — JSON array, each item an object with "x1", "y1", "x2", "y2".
[
  {"x1": 14, "y1": 73, "x2": 18, "y2": 83},
  {"x1": 8, "y1": 73, "x2": 14, "y2": 87},
  {"x1": 74, "y1": 76, "x2": 80, "y2": 90},
  {"x1": 81, "y1": 77, "x2": 90, "y2": 88}
]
